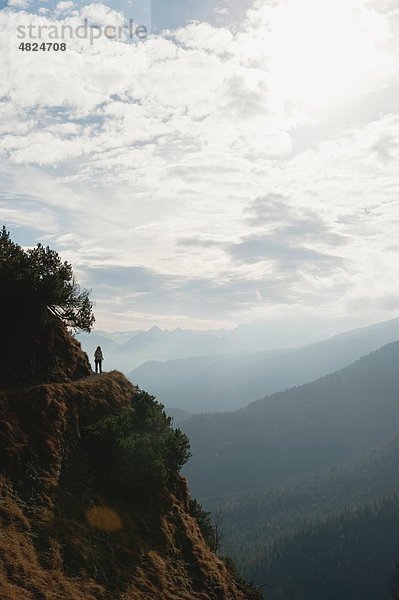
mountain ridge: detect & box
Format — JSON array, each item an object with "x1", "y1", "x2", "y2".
[
  {"x1": 129, "y1": 315, "x2": 399, "y2": 412},
  {"x1": 182, "y1": 339, "x2": 399, "y2": 496}
]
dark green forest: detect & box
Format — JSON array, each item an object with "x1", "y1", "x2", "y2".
[
  {"x1": 201, "y1": 436, "x2": 399, "y2": 598},
  {"x1": 204, "y1": 435, "x2": 399, "y2": 560},
  {"x1": 180, "y1": 341, "x2": 399, "y2": 599},
  {"x1": 253, "y1": 494, "x2": 399, "y2": 600}
]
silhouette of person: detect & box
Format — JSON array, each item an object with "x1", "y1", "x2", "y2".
[{"x1": 94, "y1": 346, "x2": 104, "y2": 373}]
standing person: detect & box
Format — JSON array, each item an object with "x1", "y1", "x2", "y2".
[{"x1": 94, "y1": 346, "x2": 104, "y2": 373}]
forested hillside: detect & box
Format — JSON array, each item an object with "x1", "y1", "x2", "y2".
[
  {"x1": 183, "y1": 341, "x2": 399, "y2": 496},
  {"x1": 203, "y1": 436, "x2": 399, "y2": 573},
  {"x1": 253, "y1": 494, "x2": 399, "y2": 600}
]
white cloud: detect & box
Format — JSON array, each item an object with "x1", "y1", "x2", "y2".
[
  {"x1": 172, "y1": 21, "x2": 234, "y2": 53},
  {"x1": 0, "y1": 131, "x2": 84, "y2": 165},
  {"x1": 55, "y1": 1, "x2": 74, "y2": 13},
  {"x1": 1, "y1": 0, "x2": 399, "y2": 330},
  {"x1": 80, "y1": 3, "x2": 124, "y2": 27},
  {"x1": 8, "y1": 0, "x2": 30, "y2": 8}
]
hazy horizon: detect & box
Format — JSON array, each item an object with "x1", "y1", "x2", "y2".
[{"x1": 76, "y1": 313, "x2": 399, "y2": 357}]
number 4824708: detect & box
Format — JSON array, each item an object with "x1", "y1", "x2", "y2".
[{"x1": 18, "y1": 42, "x2": 67, "y2": 51}]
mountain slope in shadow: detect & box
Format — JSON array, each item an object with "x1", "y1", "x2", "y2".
[{"x1": 182, "y1": 340, "x2": 399, "y2": 496}]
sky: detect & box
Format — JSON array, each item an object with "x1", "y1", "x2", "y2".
[{"x1": 1, "y1": 0, "x2": 399, "y2": 336}]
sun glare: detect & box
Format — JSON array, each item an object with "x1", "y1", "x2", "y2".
[{"x1": 265, "y1": 0, "x2": 391, "y2": 112}]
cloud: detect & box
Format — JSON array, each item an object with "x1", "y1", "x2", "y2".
[
  {"x1": 177, "y1": 237, "x2": 224, "y2": 249},
  {"x1": 7, "y1": 0, "x2": 30, "y2": 8},
  {"x1": 0, "y1": 196, "x2": 58, "y2": 233},
  {"x1": 243, "y1": 194, "x2": 347, "y2": 246},
  {"x1": 367, "y1": 0, "x2": 399, "y2": 14},
  {"x1": 226, "y1": 234, "x2": 342, "y2": 270},
  {"x1": 243, "y1": 194, "x2": 292, "y2": 226},
  {"x1": 82, "y1": 264, "x2": 297, "y2": 322},
  {"x1": 1, "y1": 131, "x2": 84, "y2": 165},
  {"x1": 172, "y1": 21, "x2": 234, "y2": 54},
  {"x1": 55, "y1": 1, "x2": 74, "y2": 14},
  {"x1": 1, "y1": 0, "x2": 399, "y2": 332},
  {"x1": 85, "y1": 266, "x2": 166, "y2": 291},
  {"x1": 372, "y1": 134, "x2": 399, "y2": 162}
]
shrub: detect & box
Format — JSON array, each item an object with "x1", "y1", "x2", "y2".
[
  {"x1": 222, "y1": 557, "x2": 263, "y2": 600},
  {"x1": 189, "y1": 499, "x2": 216, "y2": 549},
  {"x1": 84, "y1": 391, "x2": 191, "y2": 499}
]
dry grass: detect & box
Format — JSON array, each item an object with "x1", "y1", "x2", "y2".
[{"x1": 0, "y1": 478, "x2": 105, "y2": 600}]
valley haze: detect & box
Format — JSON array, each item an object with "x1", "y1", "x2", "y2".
[{"x1": 78, "y1": 315, "x2": 399, "y2": 413}]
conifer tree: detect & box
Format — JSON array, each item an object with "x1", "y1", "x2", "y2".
[{"x1": 0, "y1": 226, "x2": 94, "y2": 332}]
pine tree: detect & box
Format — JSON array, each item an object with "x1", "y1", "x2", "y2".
[{"x1": 0, "y1": 226, "x2": 94, "y2": 332}]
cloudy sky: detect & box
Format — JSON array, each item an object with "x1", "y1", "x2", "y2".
[{"x1": 1, "y1": 0, "x2": 399, "y2": 336}]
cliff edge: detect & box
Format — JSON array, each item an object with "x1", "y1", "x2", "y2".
[{"x1": 0, "y1": 324, "x2": 256, "y2": 599}]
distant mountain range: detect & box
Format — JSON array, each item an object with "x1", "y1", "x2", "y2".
[
  {"x1": 182, "y1": 339, "x2": 399, "y2": 497},
  {"x1": 76, "y1": 316, "x2": 399, "y2": 413},
  {"x1": 78, "y1": 315, "x2": 363, "y2": 375},
  {"x1": 129, "y1": 316, "x2": 399, "y2": 412},
  {"x1": 76, "y1": 325, "x2": 229, "y2": 373}
]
